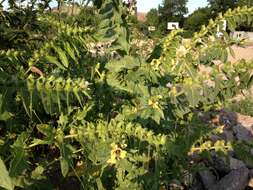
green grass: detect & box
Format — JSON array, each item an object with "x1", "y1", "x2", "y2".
[{"x1": 227, "y1": 96, "x2": 253, "y2": 117}]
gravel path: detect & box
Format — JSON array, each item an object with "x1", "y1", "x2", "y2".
[{"x1": 228, "y1": 46, "x2": 253, "y2": 63}]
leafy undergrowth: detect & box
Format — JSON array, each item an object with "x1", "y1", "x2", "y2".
[
  {"x1": 0, "y1": 1, "x2": 253, "y2": 190},
  {"x1": 227, "y1": 96, "x2": 253, "y2": 117}
]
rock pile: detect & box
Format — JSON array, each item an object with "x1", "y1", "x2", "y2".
[{"x1": 190, "y1": 110, "x2": 253, "y2": 190}]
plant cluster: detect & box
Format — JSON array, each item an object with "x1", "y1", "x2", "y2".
[{"x1": 0, "y1": 0, "x2": 253, "y2": 189}]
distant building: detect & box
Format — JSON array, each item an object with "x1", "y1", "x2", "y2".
[{"x1": 137, "y1": 12, "x2": 147, "y2": 22}]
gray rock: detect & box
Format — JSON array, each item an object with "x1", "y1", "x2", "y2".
[
  {"x1": 210, "y1": 167, "x2": 249, "y2": 190},
  {"x1": 199, "y1": 170, "x2": 216, "y2": 190},
  {"x1": 209, "y1": 134, "x2": 222, "y2": 142},
  {"x1": 250, "y1": 170, "x2": 253, "y2": 177},
  {"x1": 221, "y1": 130, "x2": 235, "y2": 142},
  {"x1": 169, "y1": 179, "x2": 184, "y2": 190},
  {"x1": 229, "y1": 157, "x2": 246, "y2": 170},
  {"x1": 212, "y1": 155, "x2": 230, "y2": 174},
  {"x1": 189, "y1": 180, "x2": 204, "y2": 190},
  {"x1": 233, "y1": 124, "x2": 253, "y2": 142}
]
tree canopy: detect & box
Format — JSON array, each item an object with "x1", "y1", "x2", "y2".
[
  {"x1": 145, "y1": 8, "x2": 159, "y2": 27},
  {"x1": 158, "y1": 0, "x2": 188, "y2": 28},
  {"x1": 184, "y1": 7, "x2": 212, "y2": 32}
]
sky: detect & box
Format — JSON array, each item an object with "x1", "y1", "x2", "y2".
[
  {"x1": 137, "y1": 0, "x2": 208, "y2": 14},
  {"x1": 2, "y1": 0, "x2": 209, "y2": 14}
]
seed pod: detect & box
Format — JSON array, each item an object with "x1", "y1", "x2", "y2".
[
  {"x1": 55, "y1": 128, "x2": 64, "y2": 144},
  {"x1": 6, "y1": 50, "x2": 11, "y2": 56},
  {"x1": 0, "y1": 50, "x2": 5, "y2": 56},
  {"x1": 55, "y1": 77, "x2": 65, "y2": 91},
  {"x1": 209, "y1": 19, "x2": 215, "y2": 27},
  {"x1": 27, "y1": 75, "x2": 35, "y2": 91},
  {"x1": 45, "y1": 43, "x2": 50, "y2": 49},
  {"x1": 36, "y1": 77, "x2": 45, "y2": 91},
  {"x1": 28, "y1": 60, "x2": 34, "y2": 67},
  {"x1": 34, "y1": 52, "x2": 40, "y2": 60},
  {"x1": 45, "y1": 76, "x2": 56, "y2": 90},
  {"x1": 65, "y1": 78, "x2": 73, "y2": 92},
  {"x1": 13, "y1": 51, "x2": 19, "y2": 58}
]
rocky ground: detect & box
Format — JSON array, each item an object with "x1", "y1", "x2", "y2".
[
  {"x1": 189, "y1": 44, "x2": 253, "y2": 190},
  {"x1": 228, "y1": 45, "x2": 253, "y2": 63},
  {"x1": 189, "y1": 110, "x2": 253, "y2": 190}
]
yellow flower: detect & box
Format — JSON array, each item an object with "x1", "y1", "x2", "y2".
[
  {"x1": 148, "y1": 95, "x2": 162, "y2": 109},
  {"x1": 148, "y1": 99, "x2": 159, "y2": 109},
  {"x1": 170, "y1": 86, "x2": 178, "y2": 96},
  {"x1": 235, "y1": 76, "x2": 240, "y2": 86},
  {"x1": 176, "y1": 45, "x2": 188, "y2": 58},
  {"x1": 216, "y1": 125, "x2": 224, "y2": 134},
  {"x1": 107, "y1": 143, "x2": 127, "y2": 165},
  {"x1": 151, "y1": 59, "x2": 161, "y2": 71}
]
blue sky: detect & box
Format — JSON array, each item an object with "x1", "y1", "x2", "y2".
[{"x1": 137, "y1": 0, "x2": 208, "y2": 13}]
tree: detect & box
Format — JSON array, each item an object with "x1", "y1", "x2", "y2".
[
  {"x1": 145, "y1": 8, "x2": 159, "y2": 27},
  {"x1": 158, "y1": 0, "x2": 188, "y2": 30},
  {"x1": 208, "y1": 0, "x2": 238, "y2": 14},
  {"x1": 208, "y1": 0, "x2": 253, "y2": 14},
  {"x1": 208, "y1": 0, "x2": 253, "y2": 31},
  {"x1": 184, "y1": 7, "x2": 212, "y2": 32},
  {"x1": 237, "y1": 0, "x2": 253, "y2": 6}
]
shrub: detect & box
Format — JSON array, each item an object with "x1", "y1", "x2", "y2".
[{"x1": 0, "y1": 1, "x2": 252, "y2": 189}]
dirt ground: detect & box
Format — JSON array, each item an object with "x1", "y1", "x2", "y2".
[{"x1": 228, "y1": 45, "x2": 253, "y2": 63}]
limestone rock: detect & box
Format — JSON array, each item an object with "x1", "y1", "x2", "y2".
[
  {"x1": 229, "y1": 157, "x2": 246, "y2": 170},
  {"x1": 250, "y1": 170, "x2": 253, "y2": 177},
  {"x1": 233, "y1": 124, "x2": 253, "y2": 142},
  {"x1": 189, "y1": 180, "x2": 204, "y2": 190},
  {"x1": 199, "y1": 170, "x2": 216, "y2": 190},
  {"x1": 221, "y1": 130, "x2": 235, "y2": 142},
  {"x1": 212, "y1": 155, "x2": 230, "y2": 174},
  {"x1": 210, "y1": 167, "x2": 249, "y2": 190}
]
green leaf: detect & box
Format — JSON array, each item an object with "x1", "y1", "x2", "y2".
[
  {"x1": 64, "y1": 42, "x2": 78, "y2": 64},
  {"x1": 37, "y1": 124, "x2": 54, "y2": 137},
  {"x1": 54, "y1": 46, "x2": 69, "y2": 68},
  {"x1": 0, "y1": 158, "x2": 13, "y2": 190},
  {"x1": 58, "y1": 144, "x2": 74, "y2": 177},
  {"x1": 9, "y1": 133, "x2": 28, "y2": 177},
  {"x1": 31, "y1": 165, "x2": 45, "y2": 180},
  {"x1": 0, "y1": 94, "x2": 12, "y2": 121},
  {"x1": 60, "y1": 157, "x2": 69, "y2": 178},
  {"x1": 45, "y1": 55, "x2": 66, "y2": 70}
]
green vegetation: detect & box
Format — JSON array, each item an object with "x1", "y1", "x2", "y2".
[
  {"x1": 0, "y1": 0, "x2": 253, "y2": 189},
  {"x1": 227, "y1": 96, "x2": 253, "y2": 117},
  {"x1": 184, "y1": 7, "x2": 212, "y2": 36},
  {"x1": 145, "y1": 0, "x2": 253, "y2": 37}
]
